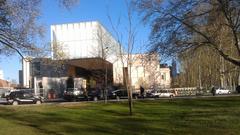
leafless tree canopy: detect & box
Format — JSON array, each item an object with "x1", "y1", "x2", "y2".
[
  {"x1": 58, "y1": 0, "x2": 79, "y2": 10},
  {"x1": 0, "y1": 0, "x2": 79, "y2": 59},
  {"x1": 133, "y1": 0, "x2": 240, "y2": 67},
  {"x1": 0, "y1": 0, "x2": 43, "y2": 58}
]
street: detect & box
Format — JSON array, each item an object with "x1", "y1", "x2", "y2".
[{"x1": 1, "y1": 93, "x2": 240, "y2": 106}]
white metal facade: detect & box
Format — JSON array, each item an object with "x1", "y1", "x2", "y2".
[
  {"x1": 50, "y1": 21, "x2": 124, "y2": 87},
  {"x1": 22, "y1": 59, "x2": 30, "y2": 88},
  {"x1": 51, "y1": 21, "x2": 121, "y2": 63},
  {"x1": 21, "y1": 21, "x2": 171, "y2": 90}
]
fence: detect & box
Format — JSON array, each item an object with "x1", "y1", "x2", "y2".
[
  {"x1": 165, "y1": 87, "x2": 198, "y2": 96},
  {"x1": 149, "y1": 87, "x2": 207, "y2": 96}
]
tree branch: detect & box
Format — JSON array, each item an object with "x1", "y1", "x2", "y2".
[{"x1": 0, "y1": 39, "x2": 25, "y2": 60}]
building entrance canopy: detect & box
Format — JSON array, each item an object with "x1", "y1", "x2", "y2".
[
  {"x1": 66, "y1": 57, "x2": 113, "y2": 89},
  {"x1": 67, "y1": 58, "x2": 112, "y2": 71}
]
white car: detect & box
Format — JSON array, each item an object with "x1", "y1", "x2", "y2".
[
  {"x1": 215, "y1": 88, "x2": 231, "y2": 94},
  {"x1": 149, "y1": 90, "x2": 175, "y2": 98}
]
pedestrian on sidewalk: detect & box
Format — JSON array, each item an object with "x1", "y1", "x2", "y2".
[
  {"x1": 140, "y1": 85, "x2": 145, "y2": 99},
  {"x1": 211, "y1": 86, "x2": 216, "y2": 96}
]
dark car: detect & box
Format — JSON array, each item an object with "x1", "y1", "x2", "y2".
[
  {"x1": 87, "y1": 89, "x2": 101, "y2": 101},
  {"x1": 63, "y1": 88, "x2": 88, "y2": 101},
  {"x1": 110, "y1": 89, "x2": 140, "y2": 100},
  {"x1": 6, "y1": 90, "x2": 43, "y2": 105}
]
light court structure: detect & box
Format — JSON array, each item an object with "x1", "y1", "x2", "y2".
[{"x1": 21, "y1": 21, "x2": 171, "y2": 97}]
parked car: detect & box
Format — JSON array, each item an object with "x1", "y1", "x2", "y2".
[
  {"x1": 87, "y1": 89, "x2": 101, "y2": 101},
  {"x1": 110, "y1": 89, "x2": 140, "y2": 100},
  {"x1": 147, "y1": 90, "x2": 175, "y2": 98},
  {"x1": 6, "y1": 90, "x2": 44, "y2": 105},
  {"x1": 215, "y1": 88, "x2": 231, "y2": 94},
  {"x1": 3, "y1": 89, "x2": 15, "y2": 98},
  {"x1": 63, "y1": 88, "x2": 87, "y2": 101}
]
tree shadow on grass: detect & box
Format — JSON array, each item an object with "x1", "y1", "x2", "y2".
[
  {"x1": 0, "y1": 110, "x2": 69, "y2": 135},
  {"x1": 0, "y1": 97, "x2": 240, "y2": 135}
]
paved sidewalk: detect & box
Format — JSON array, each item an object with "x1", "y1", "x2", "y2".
[
  {"x1": 44, "y1": 98, "x2": 65, "y2": 103},
  {"x1": 0, "y1": 98, "x2": 7, "y2": 104}
]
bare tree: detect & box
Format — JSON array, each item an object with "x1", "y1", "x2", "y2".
[
  {"x1": 173, "y1": 44, "x2": 240, "y2": 90},
  {"x1": 134, "y1": 53, "x2": 161, "y2": 89},
  {"x1": 108, "y1": 1, "x2": 137, "y2": 115},
  {"x1": 133, "y1": 0, "x2": 240, "y2": 67},
  {"x1": 58, "y1": 0, "x2": 79, "y2": 10},
  {"x1": 0, "y1": 0, "x2": 79, "y2": 60},
  {"x1": 90, "y1": 23, "x2": 116, "y2": 103}
]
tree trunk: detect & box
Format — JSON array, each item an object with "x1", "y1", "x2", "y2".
[
  {"x1": 128, "y1": 86, "x2": 133, "y2": 115},
  {"x1": 238, "y1": 73, "x2": 240, "y2": 85}
]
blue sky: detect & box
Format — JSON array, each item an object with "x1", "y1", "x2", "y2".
[{"x1": 0, "y1": 0, "x2": 150, "y2": 82}]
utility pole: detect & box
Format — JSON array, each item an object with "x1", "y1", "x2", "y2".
[{"x1": 104, "y1": 47, "x2": 109, "y2": 103}]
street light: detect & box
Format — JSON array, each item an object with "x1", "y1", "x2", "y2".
[{"x1": 104, "y1": 46, "x2": 109, "y2": 103}]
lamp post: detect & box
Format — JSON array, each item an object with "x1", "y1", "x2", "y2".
[{"x1": 104, "y1": 47, "x2": 109, "y2": 103}]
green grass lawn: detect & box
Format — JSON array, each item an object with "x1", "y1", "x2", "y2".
[{"x1": 0, "y1": 97, "x2": 240, "y2": 135}]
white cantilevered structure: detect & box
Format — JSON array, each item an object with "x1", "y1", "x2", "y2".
[
  {"x1": 51, "y1": 21, "x2": 121, "y2": 63},
  {"x1": 22, "y1": 21, "x2": 171, "y2": 94}
]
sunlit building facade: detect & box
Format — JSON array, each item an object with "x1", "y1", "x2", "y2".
[
  {"x1": 113, "y1": 54, "x2": 171, "y2": 89},
  {"x1": 22, "y1": 21, "x2": 171, "y2": 97},
  {"x1": 51, "y1": 21, "x2": 121, "y2": 63}
]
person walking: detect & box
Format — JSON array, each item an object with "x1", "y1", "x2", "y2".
[
  {"x1": 211, "y1": 86, "x2": 216, "y2": 96},
  {"x1": 236, "y1": 85, "x2": 240, "y2": 93},
  {"x1": 140, "y1": 86, "x2": 145, "y2": 98}
]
